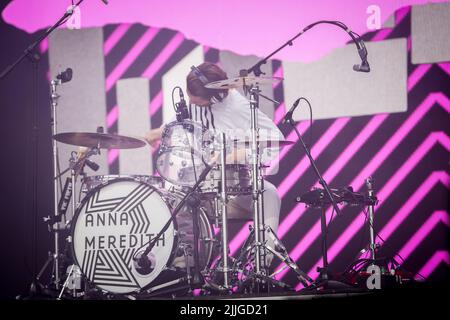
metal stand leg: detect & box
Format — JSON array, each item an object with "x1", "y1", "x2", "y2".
[
  {"x1": 317, "y1": 207, "x2": 329, "y2": 281},
  {"x1": 219, "y1": 133, "x2": 231, "y2": 289},
  {"x1": 57, "y1": 265, "x2": 74, "y2": 300},
  {"x1": 187, "y1": 194, "x2": 203, "y2": 286},
  {"x1": 366, "y1": 177, "x2": 377, "y2": 261},
  {"x1": 249, "y1": 86, "x2": 267, "y2": 276}
]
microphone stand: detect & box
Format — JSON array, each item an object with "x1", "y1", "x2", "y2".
[
  {"x1": 0, "y1": 0, "x2": 85, "y2": 80},
  {"x1": 286, "y1": 117, "x2": 346, "y2": 290},
  {"x1": 246, "y1": 20, "x2": 368, "y2": 77},
  {"x1": 0, "y1": 0, "x2": 87, "y2": 297},
  {"x1": 138, "y1": 164, "x2": 213, "y2": 292}
]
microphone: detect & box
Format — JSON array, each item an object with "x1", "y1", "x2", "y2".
[
  {"x1": 282, "y1": 98, "x2": 301, "y2": 124},
  {"x1": 353, "y1": 39, "x2": 370, "y2": 73},
  {"x1": 56, "y1": 68, "x2": 73, "y2": 83},
  {"x1": 353, "y1": 60, "x2": 370, "y2": 73},
  {"x1": 85, "y1": 159, "x2": 100, "y2": 171},
  {"x1": 176, "y1": 88, "x2": 190, "y2": 121},
  {"x1": 133, "y1": 250, "x2": 155, "y2": 275}
]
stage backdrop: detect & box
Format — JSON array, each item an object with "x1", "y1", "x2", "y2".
[{"x1": 1, "y1": 1, "x2": 449, "y2": 296}]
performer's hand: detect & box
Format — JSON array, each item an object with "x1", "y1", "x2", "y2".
[
  {"x1": 144, "y1": 127, "x2": 164, "y2": 148},
  {"x1": 227, "y1": 148, "x2": 247, "y2": 164}
]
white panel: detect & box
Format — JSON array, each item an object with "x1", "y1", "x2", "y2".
[
  {"x1": 48, "y1": 28, "x2": 107, "y2": 221},
  {"x1": 161, "y1": 46, "x2": 204, "y2": 124},
  {"x1": 412, "y1": 2, "x2": 450, "y2": 64},
  {"x1": 283, "y1": 38, "x2": 407, "y2": 121},
  {"x1": 116, "y1": 78, "x2": 152, "y2": 175},
  {"x1": 220, "y1": 50, "x2": 276, "y2": 120}
]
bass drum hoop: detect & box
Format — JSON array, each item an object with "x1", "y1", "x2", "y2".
[{"x1": 70, "y1": 177, "x2": 178, "y2": 294}]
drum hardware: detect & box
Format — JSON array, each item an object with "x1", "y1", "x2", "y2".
[
  {"x1": 1, "y1": 1, "x2": 91, "y2": 296},
  {"x1": 135, "y1": 164, "x2": 214, "y2": 293},
  {"x1": 365, "y1": 177, "x2": 378, "y2": 261},
  {"x1": 232, "y1": 139, "x2": 294, "y2": 148},
  {"x1": 81, "y1": 174, "x2": 164, "y2": 193},
  {"x1": 205, "y1": 66, "x2": 295, "y2": 292},
  {"x1": 218, "y1": 132, "x2": 231, "y2": 289},
  {"x1": 296, "y1": 186, "x2": 378, "y2": 208},
  {"x1": 71, "y1": 178, "x2": 213, "y2": 295},
  {"x1": 297, "y1": 184, "x2": 379, "y2": 291},
  {"x1": 49, "y1": 71, "x2": 70, "y2": 290},
  {"x1": 231, "y1": 21, "x2": 371, "y2": 292},
  {"x1": 54, "y1": 146, "x2": 100, "y2": 181},
  {"x1": 26, "y1": 69, "x2": 75, "y2": 295},
  {"x1": 156, "y1": 120, "x2": 216, "y2": 187},
  {"x1": 283, "y1": 101, "x2": 344, "y2": 290},
  {"x1": 204, "y1": 75, "x2": 283, "y2": 90},
  {"x1": 53, "y1": 131, "x2": 146, "y2": 149},
  {"x1": 57, "y1": 264, "x2": 84, "y2": 300},
  {"x1": 233, "y1": 224, "x2": 312, "y2": 292},
  {"x1": 37, "y1": 146, "x2": 100, "y2": 297}
]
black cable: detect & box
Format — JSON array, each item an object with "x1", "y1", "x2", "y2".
[
  {"x1": 296, "y1": 97, "x2": 313, "y2": 148},
  {"x1": 171, "y1": 86, "x2": 179, "y2": 113}
]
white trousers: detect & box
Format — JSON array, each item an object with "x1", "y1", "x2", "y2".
[
  {"x1": 172, "y1": 180, "x2": 281, "y2": 268},
  {"x1": 226, "y1": 180, "x2": 281, "y2": 265}
]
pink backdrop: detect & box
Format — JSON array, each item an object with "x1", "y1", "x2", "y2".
[{"x1": 2, "y1": 0, "x2": 448, "y2": 62}]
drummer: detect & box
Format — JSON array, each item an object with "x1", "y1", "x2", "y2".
[{"x1": 144, "y1": 62, "x2": 285, "y2": 266}]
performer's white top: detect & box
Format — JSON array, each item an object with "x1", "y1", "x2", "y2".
[{"x1": 165, "y1": 89, "x2": 285, "y2": 165}]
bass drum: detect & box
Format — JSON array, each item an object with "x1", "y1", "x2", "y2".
[{"x1": 71, "y1": 178, "x2": 213, "y2": 294}]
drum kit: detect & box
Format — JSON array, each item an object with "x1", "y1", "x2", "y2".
[{"x1": 40, "y1": 73, "x2": 313, "y2": 299}]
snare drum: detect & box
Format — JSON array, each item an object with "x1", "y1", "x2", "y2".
[
  {"x1": 156, "y1": 120, "x2": 216, "y2": 186},
  {"x1": 71, "y1": 178, "x2": 213, "y2": 294},
  {"x1": 179, "y1": 164, "x2": 252, "y2": 196}
]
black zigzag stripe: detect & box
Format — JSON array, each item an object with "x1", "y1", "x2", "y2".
[
  {"x1": 129, "y1": 208, "x2": 139, "y2": 234},
  {"x1": 93, "y1": 250, "x2": 133, "y2": 285},
  {"x1": 129, "y1": 207, "x2": 137, "y2": 234},
  {"x1": 93, "y1": 249, "x2": 139, "y2": 288},
  {"x1": 113, "y1": 183, "x2": 151, "y2": 212},
  {"x1": 84, "y1": 190, "x2": 124, "y2": 213},
  {"x1": 112, "y1": 248, "x2": 139, "y2": 286},
  {"x1": 136, "y1": 203, "x2": 150, "y2": 234}
]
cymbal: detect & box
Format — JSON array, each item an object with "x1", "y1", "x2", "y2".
[
  {"x1": 232, "y1": 139, "x2": 294, "y2": 148},
  {"x1": 205, "y1": 76, "x2": 283, "y2": 89},
  {"x1": 53, "y1": 132, "x2": 146, "y2": 149}
]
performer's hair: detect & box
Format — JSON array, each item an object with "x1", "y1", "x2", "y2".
[{"x1": 187, "y1": 62, "x2": 228, "y2": 104}]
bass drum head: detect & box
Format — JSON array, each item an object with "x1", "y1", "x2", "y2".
[{"x1": 71, "y1": 179, "x2": 175, "y2": 294}]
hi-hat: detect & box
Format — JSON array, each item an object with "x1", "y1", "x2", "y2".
[
  {"x1": 205, "y1": 76, "x2": 283, "y2": 89},
  {"x1": 53, "y1": 132, "x2": 146, "y2": 149}
]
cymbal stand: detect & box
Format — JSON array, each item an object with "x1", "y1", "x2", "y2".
[
  {"x1": 366, "y1": 177, "x2": 378, "y2": 261},
  {"x1": 218, "y1": 132, "x2": 231, "y2": 289},
  {"x1": 237, "y1": 75, "x2": 272, "y2": 292},
  {"x1": 34, "y1": 72, "x2": 74, "y2": 292},
  {"x1": 285, "y1": 117, "x2": 346, "y2": 290},
  {"x1": 247, "y1": 83, "x2": 268, "y2": 277},
  {"x1": 236, "y1": 225, "x2": 312, "y2": 289},
  {"x1": 50, "y1": 77, "x2": 62, "y2": 289}
]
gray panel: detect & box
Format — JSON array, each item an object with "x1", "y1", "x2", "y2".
[
  {"x1": 219, "y1": 50, "x2": 276, "y2": 120},
  {"x1": 116, "y1": 78, "x2": 152, "y2": 175},
  {"x1": 412, "y1": 2, "x2": 450, "y2": 64},
  {"x1": 283, "y1": 38, "x2": 407, "y2": 121},
  {"x1": 383, "y1": 13, "x2": 395, "y2": 29},
  {"x1": 48, "y1": 28, "x2": 107, "y2": 220}
]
